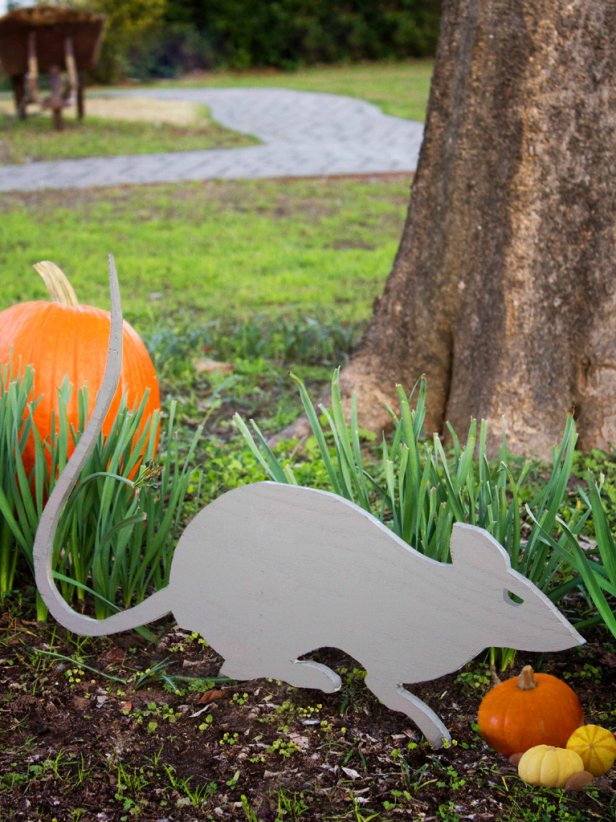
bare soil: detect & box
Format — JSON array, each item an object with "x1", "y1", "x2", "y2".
[
  {"x1": 0, "y1": 97, "x2": 207, "y2": 125},
  {"x1": 0, "y1": 611, "x2": 614, "y2": 821}
]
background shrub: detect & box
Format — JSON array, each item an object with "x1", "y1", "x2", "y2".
[
  {"x1": 72, "y1": 0, "x2": 441, "y2": 82},
  {"x1": 166, "y1": 0, "x2": 442, "y2": 70},
  {"x1": 66, "y1": 0, "x2": 168, "y2": 83}
]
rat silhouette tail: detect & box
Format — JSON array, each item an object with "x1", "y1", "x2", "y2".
[
  {"x1": 53, "y1": 586, "x2": 174, "y2": 637},
  {"x1": 33, "y1": 255, "x2": 172, "y2": 636}
]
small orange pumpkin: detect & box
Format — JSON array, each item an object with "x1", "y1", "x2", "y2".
[
  {"x1": 477, "y1": 664, "x2": 583, "y2": 757},
  {"x1": 0, "y1": 262, "x2": 160, "y2": 474},
  {"x1": 566, "y1": 724, "x2": 616, "y2": 776}
]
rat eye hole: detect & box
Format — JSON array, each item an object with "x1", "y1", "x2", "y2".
[{"x1": 504, "y1": 589, "x2": 524, "y2": 605}]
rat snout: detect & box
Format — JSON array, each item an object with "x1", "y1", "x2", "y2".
[
  {"x1": 478, "y1": 569, "x2": 586, "y2": 653},
  {"x1": 502, "y1": 588, "x2": 585, "y2": 652},
  {"x1": 546, "y1": 623, "x2": 586, "y2": 651}
]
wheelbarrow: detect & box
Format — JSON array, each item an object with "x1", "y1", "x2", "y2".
[{"x1": 0, "y1": 5, "x2": 105, "y2": 130}]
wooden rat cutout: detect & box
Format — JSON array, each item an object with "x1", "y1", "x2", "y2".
[{"x1": 33, "y1": 257, "x2": 585, "y2": 747}]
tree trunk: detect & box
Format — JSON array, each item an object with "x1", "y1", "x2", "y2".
[{"x1": 338, "y1": 0, "x2": 616, "y2": 458}]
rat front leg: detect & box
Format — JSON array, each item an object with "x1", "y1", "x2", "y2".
[
  {"x1": 220, "y1": 657, "x2": 341, "y2": 693},
  {"x1": 365, "y1": 674, "x2": 451, "y2": 747}
]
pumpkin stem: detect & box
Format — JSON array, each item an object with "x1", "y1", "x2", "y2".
[
  {"x1": 33, "y1": 261, "x2": 79, "y2": 307},
  {"x1": 517, "y1": 665, "x2": 538, "y2": 691}
]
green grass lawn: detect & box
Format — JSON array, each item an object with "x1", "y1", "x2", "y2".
[
  {"x1": 0, "y1": 176, "x2": 410, "y2": 331},
  {"x1": 0, "y1": 108, "x2": 257, "y2": 164}
]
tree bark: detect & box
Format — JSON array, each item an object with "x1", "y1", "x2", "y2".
[{"x1": 336, "y1": 0, "x2": 616, "y2": 458}]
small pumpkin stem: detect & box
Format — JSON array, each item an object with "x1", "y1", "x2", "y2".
[
  {"x1": 517, "y1": 664, "x2": 538, "y2": 691},
  {"x1": 33, "y1": 261, "x2": 79, "y2": 307}
]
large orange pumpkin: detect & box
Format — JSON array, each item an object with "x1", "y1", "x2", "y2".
[
  {"x1": 477, "y1": 664, "x2": 584, "y2": 757},
  {"x1": 0, "y1": 262, "x2": 160, "y2": 474}
]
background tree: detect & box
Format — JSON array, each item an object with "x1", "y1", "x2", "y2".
[
  {"x1": 68, "y1": 0, "x2": 168, "y2": 81},
  {"x1": 58, "y1": 1, "x2": 440, "y2": 81},
  {"x1": 334, "y1": 0, "x2": 616, "y2": 458}
]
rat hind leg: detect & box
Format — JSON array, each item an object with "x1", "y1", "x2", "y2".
[
  {"x1": 220, "y1": 656, "x2": 341, "y2": 693},
  {"x1": 365, "y1": 674, "x2": 450, "y2": 747}
]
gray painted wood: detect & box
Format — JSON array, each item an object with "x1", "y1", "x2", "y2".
[{"x1": 33, "y1": 257, "x2": 585, "y2": 747}]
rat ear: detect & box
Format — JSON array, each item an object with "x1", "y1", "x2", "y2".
[{"x1": 449, "y1": 523, "x2": 512, "y2": 572}]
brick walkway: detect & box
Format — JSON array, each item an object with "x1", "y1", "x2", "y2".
[{"x1": 0, "y1": 88, "x2": 424, "y2": 192}]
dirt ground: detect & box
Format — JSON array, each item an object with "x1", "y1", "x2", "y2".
[
  {"x1": 0, "y1": 97, "x2": 206, "y2": 125},
  {"x1": 0, "y1": 609, "x2": 614, "y2": 821}
]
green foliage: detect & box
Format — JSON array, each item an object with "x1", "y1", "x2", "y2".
[
  {"x1": 87, "y1": 0, "x2": 441, "y2": 80},
  {"x1": 167, "y1": 0, "x2": 442, "y2": 70},
  {"x1": 0, "y1": 365, "x2": 35, "y2": 602},
  {"x1": 147, "y1": 315, "x2": 360, "y2": 375},
  {"x1": 572, "y1": 448, "x2": 616, "y2": 530},
  {"x1": 69, "y1": 0, "x2": 169, "y2": 82},
  {"x1": 537, "y1": 478, "x2": 616, "y2": 638},
  {"x1": 236, "y1": 371, "x2": 616, "y2": 650},
  {"x1": 121, "y1": 22, "x2": 216, "y2": 81},
  {"x1": 0, "y1": 365, "x2": 200, "y2": 621}
]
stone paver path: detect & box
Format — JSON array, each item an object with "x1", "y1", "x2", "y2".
[{"x1": 0, "y1": 88, "x2": 424, "y2": 193}]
